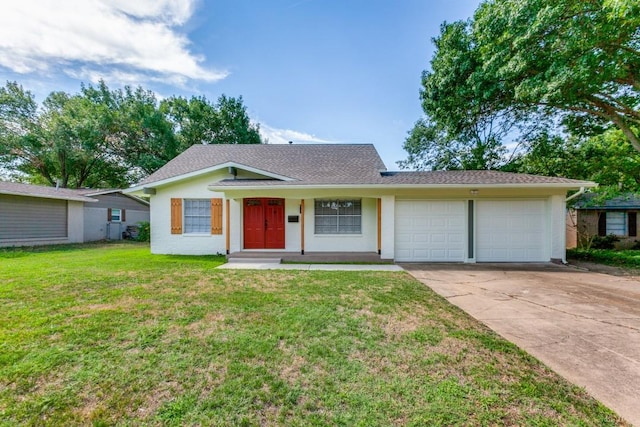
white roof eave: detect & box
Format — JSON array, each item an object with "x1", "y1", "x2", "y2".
[
  {"x1": 207, "y1": 181, "x2": 598, "y2": 192},
  {"x1": 124, "y1": 161, "x2": 295, "y2": 194},
  {"x1": 0, "y1": 190, "x2": 98, "y2": 203}
]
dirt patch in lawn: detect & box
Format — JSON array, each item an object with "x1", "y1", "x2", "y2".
[
  {"x1": 184, "y1": 312, "x2": 226, "y2": 339},
  {"x1": 76, "y1": 296, "x2": 140, "y2": 313}
]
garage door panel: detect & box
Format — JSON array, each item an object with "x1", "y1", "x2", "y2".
[
  {"x1": 395, "y1": 200, "x2": 466, "y2": 262},
  {"x1": 449, "y1": 233, "x2": 464, "y2": 243},
  {"x1": 396, "y1": 237, "x2": 411, "y2": 246},
  {"x1": 431, "y1": 233, "x2": 446, "y2": 243},
  {"x1": 449, "y1": 217, "x2": 464, "y2": 226},
  {"x1": 477, "y1": 200, "x2": 547, "y2": 262},
  {"x1": 431, "y1": 218, "x2": 446, "y2": 227}
]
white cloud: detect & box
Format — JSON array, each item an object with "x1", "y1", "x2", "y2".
[
  {"x1": 258, "y1": 123, "x2": 334, "y2": 145},
  {"x1": 65, "y1": 67, "x2": 190, "y2": 88},
  {"x1": 0, "y1": 0, "x2": 226, "y2": 85}
]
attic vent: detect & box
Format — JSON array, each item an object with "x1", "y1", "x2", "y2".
[{"x1": 228, "y1": 167, "x2": 237, "y2": 178}]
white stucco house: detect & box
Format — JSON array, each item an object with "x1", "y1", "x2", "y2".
[{"x1": 125, "y1": 144, "x2": 595, "y2": 263}]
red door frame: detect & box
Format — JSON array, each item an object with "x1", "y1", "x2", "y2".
[{"x1": 243, "y1": 198, "x2": 285, "y2": 249}]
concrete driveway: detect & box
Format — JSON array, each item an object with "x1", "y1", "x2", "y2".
[{"x1": 403, "y1": 263, "x2": 640, "y2": 426}]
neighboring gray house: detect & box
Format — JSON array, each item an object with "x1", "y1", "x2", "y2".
[
  {"x1": 0, "y1": 182, "x2": 149, "y2": 247},
  {"x1": 76, "y1": 189, "x2": 150, "y2": 241},
  {"x1": 0, "y1": 181, "x2": 95, "y2": 247}
]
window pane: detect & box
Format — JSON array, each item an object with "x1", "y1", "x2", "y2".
[
  {"x1": 337, "y1": 215, "x2": 361, "y2": 234},
  {"x1": 314, "y1": 199, "x2": 361, "y2": 234},
  {"x1": 606, "y1": 212, "x2": 626, "y2": 236},
  {"x1": 184, "y1": 199, "x2": 211, "y2": 233}
]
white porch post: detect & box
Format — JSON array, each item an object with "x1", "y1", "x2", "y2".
[
  {"x1": 550, "y1": 194, "x2": 566, "y2": 262},
  {"x1": 300, "y1": 199, "x2": 305, "y2": 254},
  {"x1": 229, "y1": 199, "x2": 242, "y2": 253},
  {"x1": 225, "y1": 199, "x2": 230, "y2": 254},
  {"x1": 380, "y1": 195, "x2": 395, "y2": 260}
]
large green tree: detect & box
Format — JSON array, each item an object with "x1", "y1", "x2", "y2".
[
  {"x1": 507, "y1": 129, "x2": 640, "y2": 192},
  {"x1": 398, "y1": 118, "x2": 507, "y2": 170},
  {"x1": 0, "y1": 82, "x2": 130, "y2": 188},
  {"x1": 0, "y1": 82, "x2": 39, "y2": 176},
  {"x1": 404, "y1": 0, "x2": 640, "y2": 170},
  {"x1": 160, "y1": 94, "x2": 261, "y2": 152},
  {"x1": 0, "y1": 81, "x2": 262, "y2": 188},
  {"x1": 473, "y1": 0, "x2": 640, "y2": 148}
]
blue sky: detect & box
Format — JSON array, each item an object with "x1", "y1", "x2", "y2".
[{"x1": 0, "y1": 0, "x2": 480, "y2": 169}]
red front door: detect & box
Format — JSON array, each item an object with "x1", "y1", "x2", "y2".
[{"x1": 243, "y1": 198, "x2": 285, "y2": 249}]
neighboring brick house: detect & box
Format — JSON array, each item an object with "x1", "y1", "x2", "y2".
[{"x1": 573, "y1": 194, "x2": 640, "y2": 248}]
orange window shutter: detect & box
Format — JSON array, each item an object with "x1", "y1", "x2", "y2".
[
  {"x1": 107, "y1": 208, "x2": 112, "y2": 221},
  {"x1": 211, "y1": 198, "x2": 223, "y2": 235},
  {"x1": 171, "y1": 198, "x2": 183, "y2": 234},
  {"x1": 121, "y1": 209, "x2": 126, "y2": 222}
]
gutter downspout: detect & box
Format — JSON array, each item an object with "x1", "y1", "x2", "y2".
[
  {"x1": 562, "y1": 187, "x2": 586, "y2": 264},
  {"x1": 565, "y1": 186, "x2": 586, "y2": 203}
]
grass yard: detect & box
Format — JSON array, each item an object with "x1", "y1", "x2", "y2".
[
  {"x1": 0, "y1": 243, "x2": 626, "y2": 426},
  {"x1": 568, "y1": 248, "x2": 640, "y2": 270}
]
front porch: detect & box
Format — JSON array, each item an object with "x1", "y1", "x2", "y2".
[{"x1": 227, "y1": 251, "x2": 392, "y2": 264}]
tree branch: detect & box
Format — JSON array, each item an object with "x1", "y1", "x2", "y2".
[{"x1": 587, "y1": 95, "x2": 640, "y2": 152}]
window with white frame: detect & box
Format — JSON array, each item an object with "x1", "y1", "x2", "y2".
[
  {"x1": 314, "y1": 199, "x2": 361, "y2": 234},
  {"x1": 110, "y1": 208, "x2": 122, "y2": 222},
  {"x1": 184, "y1": 199, "x2": 211, "y2": 233}
]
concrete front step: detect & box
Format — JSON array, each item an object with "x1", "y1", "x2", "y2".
[{"x1": 226, "y1": 257, "x2": 282, "y2": 264}]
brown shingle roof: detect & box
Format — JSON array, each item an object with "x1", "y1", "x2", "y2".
[
  {"x1": 138, "y1": 144, "x2": 387, "y2": 186},
  {"x1": 379, "y1": 170, "x2": 593, "y2": 185},
  {"x1": 0, "y1": 181, "x2": 98, "y2": 202},
  {"x1": 134, "y1": 143, "x2": 594, "y2": 188}
]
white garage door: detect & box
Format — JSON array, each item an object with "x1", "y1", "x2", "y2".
[
  {"x1": 476, "y1": 200, "x2": 547, "y2": 262},
  {"x1": 395, "y1": 200, "x2": 466, "y2": 262}
]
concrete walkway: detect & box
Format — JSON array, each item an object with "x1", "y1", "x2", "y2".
[
  {"x1": 403, "y1": 263, "x2": 640, "y2": 426},
  {"x1": 217, "y1": 262, "x2": 404, "y2": 271}
]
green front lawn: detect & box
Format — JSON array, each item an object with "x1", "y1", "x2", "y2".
[{"x1": 0, "y1": 243, "x2": 626, "y2": 426}]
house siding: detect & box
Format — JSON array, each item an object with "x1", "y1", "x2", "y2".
[
  {"x1": 0, "y1": 195, "x2": 84, "y2": 247},
  {"x1": 83, "y1": 207, "x2": 150, "y2": 241},
  {"x1": 67, "y1": 201, "x2": 84, "y2": 244},
  {"x1": 0, "y1": 194, "x2": 67, "y2": 240},
  {"x1": 83, "y1": 194, "x2": 150, "y2": 242},
  {"x1": 303, "y1": 197, "x2": 378, "y2": 253},
  {"x1": 151, "y1": 172, "x2": 228, "y2": 255},
  {"x1": 149, "y1": 171, "x2": 386, "y2": 255}
]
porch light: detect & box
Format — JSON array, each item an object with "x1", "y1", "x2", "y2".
[{"x1": 470, "y1": 189, "x2": 479, "y2": 195}]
